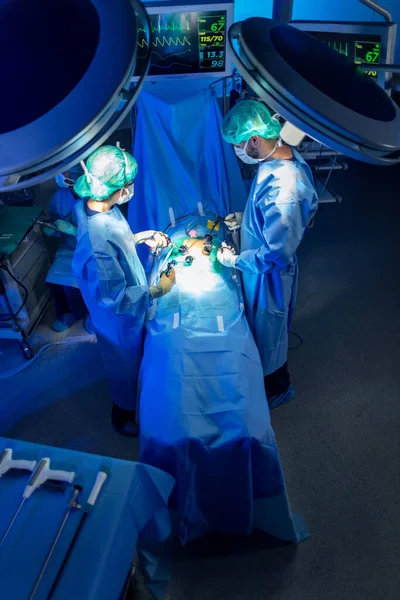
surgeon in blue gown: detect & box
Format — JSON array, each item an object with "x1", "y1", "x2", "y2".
[
  {"x1": 218, "y1": 100, "x2": 318, "y2": 408},
  {"x1": 44, "y1": 171, "x2": 91, "y2": 333},
  {"x1": 73, "y1": 145, "x2": 175, "y2": 436}
]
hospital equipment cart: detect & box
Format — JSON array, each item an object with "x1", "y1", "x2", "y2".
[{"x1": 0, "y1": 207, "x2": 50, "y2": 359}]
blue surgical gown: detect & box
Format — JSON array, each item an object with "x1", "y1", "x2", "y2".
[
  {"x1": 46, "y1": 188, "x2": 79, "y2": 288},
  {"x1": 235, "y1": 149, "x2": 318, "y2": 377},
  {"x1": 73, "y1": 201, "x2": 150, "y2": 410}
]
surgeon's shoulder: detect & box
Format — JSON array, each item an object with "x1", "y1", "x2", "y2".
[
  {"x1": 256, "y1": 159, "x2": 300, "y2": 199},
  {"x1": 87, "y1": 219, "x2": 120, "y2": 257},
  {"x1": 48, "y1": 187, "x2": 71, "y2": 212}
]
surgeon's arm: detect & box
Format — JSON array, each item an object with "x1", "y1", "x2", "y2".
[
  {"x1": 235, "y1": 195, "x2": 313, "y2": 275},
  {"x1": 41, "y1": 219, "x2": 77, "y2": 237},
  {"x1": 45, "y1": 195, "x2": 75, "y2": 237},
  {"x1": 42, "y1": 199, "x2": 61, "y2": 237},
  {"x1": 89, "y1": 244, "x2": 150, "y2": 318}
]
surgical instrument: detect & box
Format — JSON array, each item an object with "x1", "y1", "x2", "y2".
[
  {"x1": 162, "y1": 252, "x2": 195, "y2": 275},
  {"x1": 0, "y1": 458, "x2": 75, "y2": 548},
  {"x1": 183, "y1": 213, "x2": 223, "y2": 238},
  {"x1": 163, "y1": 260, "x2": 177, "y2": 276},
  {"x1": 47, "y1": 471, "x2": 108, "y2": 599},
  {"x1": 29, "y1": 485, "x2": 83, "y2": 600},
  {"x1": 138, "y1": 233, "x2": 172, "y2": 247},
  {"x1": 208, "y1": 218, "x2": 222, "y2": 236},
  {"x1": 32, "y1": 218, "x2": 61, "y2": 233},
  {"x1": 0, "y1": 448, "x2": 37, "y2": 477},
  {"x1": 202, "y1": 244, "x2": 213, "y2": 256}
]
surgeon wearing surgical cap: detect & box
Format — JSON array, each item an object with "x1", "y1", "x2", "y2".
[
  {"x1": 44, "y1": 169, "x2": 92, "y2": 334},
  {"x1": 73, "y1": 145, "x2": 175, "y2": 436},
  {"x1": 217, "y1": 100, "x2": 318, "y2": 409}
]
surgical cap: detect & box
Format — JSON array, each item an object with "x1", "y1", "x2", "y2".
[
  {"x1": 221, "y1": 100, "x2": 282, "y2": 145},
  {"x1": 74, "y1": 145, "x2": 138, "y2": 200}
]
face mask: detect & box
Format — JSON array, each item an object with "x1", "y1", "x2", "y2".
[
  {"x1": 234, "y1": 140, "x2": 259, "y2": 165},
  {"x1": 234, "y1": 139, "x2": 282, "y2": 164},
  {"x1": 116, "y1": 183, "x2": 134, "y2": 205},
  {"x1": 55, "y1": 173, "x2": 75, "y2": 188}
]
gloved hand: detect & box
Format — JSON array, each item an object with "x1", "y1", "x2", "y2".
[
  {"x1": 149, "y1": 268, "x2": 176, "y2": 299},
  {"x1": 217, "y1": 242, "x2": 237, "y2": 268},
  {"x1": 145, "y1": 231, "x2": 170, "y2": 249},
  {"x1": 53, "y1": 220, "x2": 77, "y2": 236},
  {"x1": 159, "y1": 267, "x2": 176, "y2": 293},
  {"x1": 224, "y1": 212, "x2": 243, "y2": 232},
  {"x1": 133, "y1": 230, "x2": 170, "y2": 248},
  {"x1": 133, "y1": 230, "x2": 155, "y2": 245},
  {"x1": 42, "y1": 226, "x2": 59, "y2": 237}
]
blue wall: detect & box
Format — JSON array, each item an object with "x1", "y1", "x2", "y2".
[
  {"x1": 236, "y1": 0, "x2": 399, "y2": 28},
  {"x1": 141, "y1": 0, "x2": 400, "y2": 101},
  {"x1": 293, "y1": 0, "x2": 398, "y2": 24}
]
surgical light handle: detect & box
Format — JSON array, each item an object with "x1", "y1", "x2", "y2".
[
  {"x1": 0, "y1": 449, "x2": 37, "y2": 477},
  {"x1": 23, "y1": 458, "x2": 75, "y2": 499},
  {"x1": 87, "y1": 471, "x2": 107, "y2": 509}
]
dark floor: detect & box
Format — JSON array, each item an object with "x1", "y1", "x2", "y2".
[
  {"x1": 162, "y1": 161, "x2": 400, "y2": 600},
  {"x1": 1, "y1": 160, "x2": 399, "y2": 599}
]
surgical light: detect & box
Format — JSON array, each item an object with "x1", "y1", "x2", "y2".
[
  {"x1": 0, "y1": 0, "x2": 151, "y2": 192},
  {"x1": 3, "y1": 4, "x2": 400, "y2": 195},
  {"x1": 229, "y1": 17, "x2": 400, "y2": 165}
]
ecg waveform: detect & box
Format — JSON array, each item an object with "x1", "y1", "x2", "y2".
[
  {"x1": 138, "y1": 17, "x2": 191, "y2": 34},
  {"x1": 137, "y1": 36, "x2": 192, "y2": 48},
  {"x1": 325, "y1": 40, "x2": 349, "y2": 57},
  {"x1": 152, "y1": 50, "x2": 193, "y2": 70},
  {"x1": 153, "y1": 50, "x2": 192, "y2": 61}
]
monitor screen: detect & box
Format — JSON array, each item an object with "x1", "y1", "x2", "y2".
[
  {"x1": 306, "y1": 31, "x2": 381, "y2": 80},
  {"x1": 134, "y1": 3, "x2": 233, "y2": 80}
]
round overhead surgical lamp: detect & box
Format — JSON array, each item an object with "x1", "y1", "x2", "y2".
[
  {"x1": 0, "y1": 0, "x2": 151, "y2": 192},
  {"x1": 229, "y1": 17, "x2": 400, "y2": 165}
]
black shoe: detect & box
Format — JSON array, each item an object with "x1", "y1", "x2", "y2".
[
  {"x1": 111, "y1": 403, "x2": 139, "y2": 438},
  {"x1": 264, "y1": 362, "x2": 291, "y2": 397},
  {"x1": 264, "y1": 362, "x2": 294, "y2": 409}
]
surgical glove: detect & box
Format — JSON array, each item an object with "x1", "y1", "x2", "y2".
[
  {"x1": 53, "y1": 220, "x2": 77, "y2": 236},
  {"x1": 217, "y1": 242, "x2": 238, "y2": 268},
  {"x1": 133, "y1": 230, "x2": 170, "y2": 248},
  {"x1": 133, "y1": 230, "x2": 156, "y2": 244},
  {"x1": 160, "y1": 267, "x2": 176, "y2": 290},
  {"x1": 224, "y1": 212, "x2": 243, "y2": 232},
  {"x1": 42, "y1": 226, "x2": 58, "y2": 237},
  {"x1": 149, "y1": 268, "x2": 176, "y2": 299},
  {"x1": 145, "y1": 231, "x2": 170, "y2": 249}
]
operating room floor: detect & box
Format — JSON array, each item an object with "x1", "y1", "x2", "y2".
[{"x1": 1, "y1": 159, "x2": 399, "y2": 599}]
